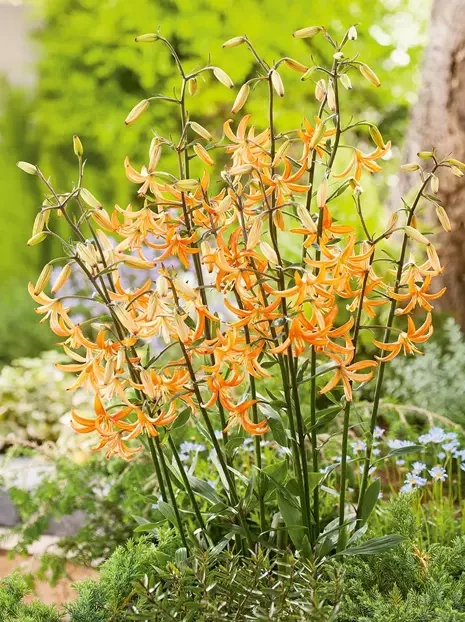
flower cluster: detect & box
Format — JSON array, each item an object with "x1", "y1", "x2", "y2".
[{"x1": 22, "y1": 30, "x2": 457, "y2": 465}]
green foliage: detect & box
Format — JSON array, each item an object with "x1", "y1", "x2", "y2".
[
  {"x1": 338, "y1": 496, "x2": 465, "y2": 621},
  {"x1": 2, "y1": 451, "x2": 157, "y2": 577},
  {"x1": 0, "y1": 351, "x2": 90, "y2": 447},
  {"x1": 0, "y1": 574, "x2": 61, "y2": 622},
  {"x1": 65, "y1": 539, "x2": 340, "y2": 621}
]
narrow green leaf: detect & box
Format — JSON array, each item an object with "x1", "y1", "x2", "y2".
[
  {"x1": 340, "y1": 534, "x2": 406, "y2": 556},
  {"x1": 359, "y1": 478, "x2": 380, "y2": 523}
]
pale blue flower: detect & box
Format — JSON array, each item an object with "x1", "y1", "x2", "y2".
[{"x1": 429, "y1": 466, "x2": 447, "y2": 481}]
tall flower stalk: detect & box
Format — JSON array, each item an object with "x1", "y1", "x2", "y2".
[{"x1": 21, "y1": 24, "x2": 459, "y2": 560}]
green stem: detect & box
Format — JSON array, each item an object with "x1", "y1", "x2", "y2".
[
  {"x1": 147, "y1": 435, "x2": 168, "y2": 503},
  {"x1": 357, "y1": 167, "x2": 438, "y2": 521},
  {"x1": 167, "y1": 436, "x2": 208, "y2": 536},
  {"x1": 155, "y1": 436, "x2": 189, "y2": 552}
]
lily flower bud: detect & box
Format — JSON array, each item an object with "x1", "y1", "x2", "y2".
[
  {"x1": 231, "y1": 83, "x2": 250, "y2": 114},
  {"x1": 327, "y1": 80, "x2": 336, "y2": 111},
  {"x1": 436, "y1": 206, "x2": 451, "y2": 232},
  {"x1": 369, "y1": 125, "x2": 386, "y2": 150},
  {"x1": 73, "y1": 135, "x2": 83, "y2": 157},
  {"x1": 51, "y1": 263, "x2": 72, "y2": 294},
  {"x1": 190, "y1": 121, "x2": 213, "y2": 141},
  {"x1": 348, "y1": 25, "x2": 358, "y2": 40},
  {"x1": 194, "y1": 143, "x2": 214, "y2": 166},
  {"x1": 34, "y1": 263, "x2": 53, "y2": 295},
  {"x1": 135, "y1": 33, "x2": 159, "y2": 43},
  {"x1": 270, "y1": 69, "x2": 285, "y2": 97},
  {"x1": 405, "y1": 226, "x2": 430, "y2": 246},
  {"x1": 283, "y1": 57, "x2": 308, "y2": 73},
  {"x1": 188, "y1": 78, "x2": 198, "y2": 96},
  {"x1": 17, "y1": 161, "x2": 38, "y2": 175},
  {"x1": 293, "y1": 26, "x2": 323, "y2": 38},
  {"x1": 400, "y1": 163, "x2": 420, "y2": 172},
  {"x1": 359, "y1": 63, "x2": 381, "y2": 87},
  {"x1": 340, "y1": 74, "x2": 352, "y2": 90},
  {"x1": 212, "y1": 67, "x2": 234, "y2": 88},
  {"x1": 260, "y1": 241, "x2": 279, "y2": 265},
  {"x1": 431, "y1": 174, "x2": 439, "y2": 194},
  {"x1": 315, "y1": 79, "x2": 326, "y2": 102},
  {"x1": 125, "y1": 99, "x2": 150, "y2": 125},
  {"x1": 80, "y1": 188, "x2": 102, "y2": 209},
  {"x1": 222, "y1": 36, "x2": 246, "y2": 48}
]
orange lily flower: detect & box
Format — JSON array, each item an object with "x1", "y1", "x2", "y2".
[
  {"x1": 373, "y1": 313, "x2": 433, "y2": 362},
  {"x1": 334, "y1": 142, "x2": 391, "y2": 181},
  {"x1": 223, "y1": 399, "x2": 269, "y2": 435},
  {"x1": 391, "y1": 274, "x2": 446, "y2": 315}
]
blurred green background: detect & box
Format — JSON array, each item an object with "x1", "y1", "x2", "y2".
[{"x1": 0, "y1": 0, "x2": 429, "y2": 364}]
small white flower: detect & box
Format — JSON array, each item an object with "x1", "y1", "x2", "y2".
[
  {"x1": 443, "y1": 441, "x2": 459, "y2": 452},
  {"x1": 438, "y1": 451, "x2": 446, "y2": 460},
  {"x1": 351, "y1": 440, "x2": 367, "y2": 453},
  {"x1": 412, "y1": 461, "x2": 426, "y2": 475},
  {"x1": 419, "y1": 427, "x2": 446, "y2": 445},
  {"x1": 396, "y1": 459, "x2": 406, "y2": 466},
  {"x1": 373, "y1": 448, "x2": 381, "y2": 456},
  {"x1": 429, "y1": 466, "x2": 447, "y2": 482},
  {"x1": 374, "y1": 426, "x2": 385, "y2": 439},
  {"x1": 400, "y1": 482, "x2": 414, "y2": 494}
]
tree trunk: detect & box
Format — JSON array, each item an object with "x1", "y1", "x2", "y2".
[{"x1": 397, "y1": 0, "x2": 465, "y2": 328}]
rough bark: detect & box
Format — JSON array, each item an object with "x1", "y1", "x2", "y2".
[{"x1": 396, "y1": 0, "x2": 465, "y2": 328}]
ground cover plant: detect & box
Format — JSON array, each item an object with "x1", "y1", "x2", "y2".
[{"x1": 9, "y1": 19, "x2": 465, "y2": 620}]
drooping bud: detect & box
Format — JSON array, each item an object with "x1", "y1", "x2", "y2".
[
  {"x1": 436, "y1": 206, "x2": 451, "y2": 232},
  {"x1": 400, "y1": 163, "x2": 420, "y2": 172},
  {"x1": 51, "y1": 263, "x2": 72, "y2": 294},
  {"x1": 369, "y1": 125, "x2": 385, "y2": 150},
  {"x1": 301, "y1": 66, "x2": 316, "y2": 81},
  {"x1": 17, "y1": 161, "x2": 38, "y2": 175},
  {"x1": 190, "y1": 121, "x2": 213, "y2": 141},
  {"x1": 175, "y1": 179, "x2": 200, "y2": 192},
  {"x1": 76, "y1": 242, "x2": 99, "y2": 267},
  {"x1": 32, "y1": 210, "x2": 49, "y2": 237},
  {"x1": 194, "y1": 143, "x2": 214, "y2": 166},
  {"x1": 80, "y1": 188, "x2": 102, "y2": 209},
  {"x1": 148, "y1": 138, "x2": 162, "y2": 171},
  {"x1": 135, "y1": 33, "x2": 159, "y2": 43},
  {"x1": 359, "y1": 63, "x2": 381, "y2": 87},
  {"x1": 270, "y1": 69, "x2": 285, "y2": 97},
  {"x1": 92, "y1": 208, "x2": 116, "y2": 232},
  {"x1": 431, "y1": 174, "x2": 439, "y2": 194},
  {"x1": 327, "y1": 80, "x2": 336, "y2": 111},
  {"x1": 283, "y1": 57, "x2": 308, "y2": 73},
  {"x1": 293, "y1": 26, "x2": 323, "y2": 38},
  {"x1": 247, "y1": 218, "x2": 263, "y2": 250},
  {"x1": 272, "y1": 139, "x2": 291, "y2": 167},
  {"x1": 260, "y1": 241, "x2": 279, "y2": 265},
  {"x1": 348, "y1": 25, "x2": 357, "y2": 40},
  {"x1": 446, "y1": 158, "x2": 465, "y2": 171},
  {"x1": 317, "y1": 179, "x2": 328, "y2": 208},
  {"x1": 417, "y1": 151, "x2": 434, "y2": 159},
  {"x1": 228, "y1": 164, "x2": 253, "y2": 176},
  {"x1": 333, "y1": 52, "x2": 344, "y2": 61},
  {"x1": 451, "y1": 165, "x2": 464, "y2": 177},
  {"x1": 73, "y1": 135, "x2": 83, "y2": 157},
  {"x1": 188, "y1": 77, "x2": 198, "y2": 96},
  {"x1": 309, "y1": 121, "x2": 327, "y2": 150},
  {"x1": 212, "y1": 67, "x2": 234, "y2": 89},
  {"x1": 222, "y1": 36, "x2": 246, "y2": 48},
  {"x1": 231, "y1": 83, "x2": 250, "y2": 114},
  {"x1": 340, "y1": 74, "x2": 352, "y2": 90},
  {"x1": 27, "y1": 232, "x2": 47, "y2": 246},
  {"x1": 385, "y1": 212, "x2": 399, "y2": 237},
  {"x1": 404, "y1": 226, "x2": 430, "y2": 245},
  {"x1": 125, "y1": 99, "x2": 150, "y2": 125},
  {"x1": 34, "y1": 263, "x2": 53, "y2": 295},
  {"x1": 297, "y1": 205, "x2": 317, "y2": 232},
  {"x1": 315, "y1": 79, "x2": 326, "y2": 102}
]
